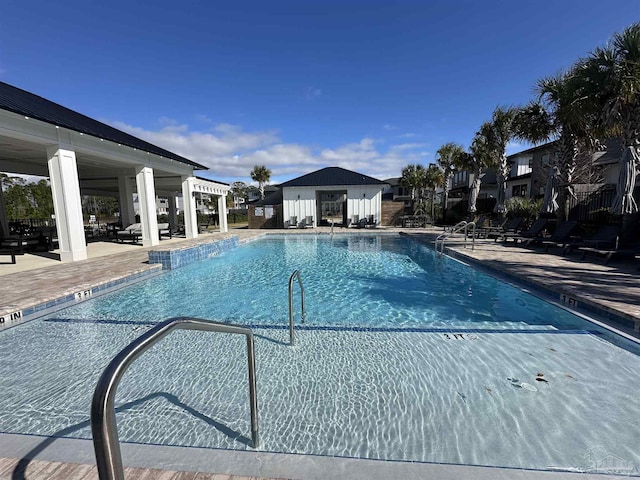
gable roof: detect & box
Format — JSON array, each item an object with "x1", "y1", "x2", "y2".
[
  {"x1": 279, "y1": 166, "x2": 387, "y2": 188},
  {"x1": 0, "y1": 81, "x2": 207, "y2": 170}
]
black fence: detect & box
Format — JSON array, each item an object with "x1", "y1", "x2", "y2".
[{"x1": 567, "y1": 189, "x2": 617, "y2": 224}]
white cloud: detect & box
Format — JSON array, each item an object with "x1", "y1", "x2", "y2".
[
  {"x1": 383, "y1": 124, "x2": 398, "y2": 131},
  {"x1": 303, "y1": 86, "x2": 322, "y2": 100},
  {"x1": 108, "y1": 119, "x2": 432, "y2": 184}
]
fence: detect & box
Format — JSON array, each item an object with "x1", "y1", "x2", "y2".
[{"x1": 567, "y1": 189, "x2": 617, "y2": 224}]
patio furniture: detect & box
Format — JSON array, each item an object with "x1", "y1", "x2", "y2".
[
  {"x1": 539, "y1": 220, "x2": 580, "y2": 251},
  {"x1": 115, "y1": 223, "x2": 142, "y2": 243},
  {"x1": 304, "y1": 216, "x2": 314, "y2": 228},
  {"x1": 286, "y1": 216, "x2": 298, "y2": 229},
  {"x1": 0, "y1": 249, "x2": 16, "y2": 264},
  {"x1": 502, "y1": 218, "x2": 549, "y2": 244},
  {"x1": 158, "y1": 223, "x2": 172, "y2": 239},
  {"x1": 563, "y1": 224, "x2": 620, "y2": 254},
  {"x1": 487, "y1": 217, "x2": 523, "y2": 241}
]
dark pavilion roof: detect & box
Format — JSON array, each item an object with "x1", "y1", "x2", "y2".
[
  {"x1": 279, "y1": 166, "x2": 387, "y2": 188},
  {"x1": 254, "y1": 188, "x2": 283, "y2": 206},
  {"x1": 0, "y1": 81, "x2": 207, "y2": 170}
]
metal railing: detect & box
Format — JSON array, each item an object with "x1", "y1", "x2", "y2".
[
  {"x1": 288, "y1": 270, "x2": 306, "y2": 345},
  {"x1": 91, "y1": 317, "x2": 259, "y2": 480},
  {"x1": 435, "y1": 221, "x2": 476, "y2": 256}
]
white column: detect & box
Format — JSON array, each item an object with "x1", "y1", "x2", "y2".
[
  {"x1": 0, "y1": 177, "x2": 9, "y2": 237},
  {"x1": 181, "y1": 176, "x2": 198, "y2": 238},
  {"x1": 47, "y1": 146, "x2": 87, "y2": 262},
  {"x1": 168, "y1": 195, "x2": 178, "y2": 229},
  {"x1": 135, "y1": 166, "x2": 159, "y2": 247},
  {"x1": 218, "y1": 194, "x2": 228, "y2": 232},
  {"x1": 117, "y1": 175, "x2": 135, "y2": 227}
]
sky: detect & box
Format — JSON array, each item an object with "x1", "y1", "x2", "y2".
[{"x1": 1, "y1": 1, "x2": 639, "y2": 186}]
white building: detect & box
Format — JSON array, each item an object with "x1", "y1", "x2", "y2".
[
  {"x1": 279, "y1": 167, "x2": 387, "y2": 227},
  {"x1": 0, "y1": 81, "x2": 230, "y2": 261}
]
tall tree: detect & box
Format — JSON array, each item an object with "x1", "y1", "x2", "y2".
[
  {"x1": 424, "y1": 164, "x2": 444, "y2": 221},
  {"x1": 435, "y1": 142, "x2": 466, "y2": 222},
  {"x1": 513, "y1": 72, "x2": 596, "y2": 220},
  {"x1": 575, "y1": 22, "x2": 640, "y2": 166},
  {"x1": 401, "y1": 164, "x2": 426, "y2": 210},
  {"x1": 250, "y1": 165, "x2": 271, "y2": 200},
  {"x1": 479, "y1": 107, "x2": 518, "y2": 216},
  {"x1": 466, "y1": 133, "x2": 494, "y2": 213}
]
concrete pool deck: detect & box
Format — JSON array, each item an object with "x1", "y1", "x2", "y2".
[{"x1": 1, "y1": 226, "x2": 639, "y2": 479}]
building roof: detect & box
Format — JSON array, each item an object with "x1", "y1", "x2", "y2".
[
  {"x1": 279, "y1": 166, "x2": 387, "y2": 188},
  {"x1": 507, "y1": 141, "x2": 558, "y2": 162},
  {"x1": 0, "y1": 81, "x2": 207, "y2": 170},
  {"x1": 254, "y1": 188, "x2": 283, "y2": 206}
]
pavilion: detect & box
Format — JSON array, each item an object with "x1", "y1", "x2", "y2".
[{"x1": 0, "y1": 81, "x2": 229, "y2": 262}]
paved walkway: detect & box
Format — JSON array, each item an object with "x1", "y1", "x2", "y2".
[
  {"x1": 2, "y1": 226, "x2": 639, "y2": 479},
  {"x1": 0, "y1": 457, "x2": 286, "y2": 480}
]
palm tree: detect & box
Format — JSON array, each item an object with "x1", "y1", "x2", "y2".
[
  {"x1": 401, "y1": 164, "x2": 426, "y2": 211},
  {"x1": 435, "y1": 142, "x2": 466, "y2": 222},
  {"x1": 424, "y1": 163, "x2": 444, "y2": 221},
  {"x1": 513, "y1": 72, "x2": 596, "y2": 220},
  {"x1": 466, "y1": 133, "x2": 494, "y2": 213},
  {"x1": 250, "y1": 165, "x2": 271, "y2": 200},
  {"x1": 478, "y1": 107, "x2": 518, "y2": 216},
  {"x1": 575, "y1": 22, "x2": 640, "y2": 164}
]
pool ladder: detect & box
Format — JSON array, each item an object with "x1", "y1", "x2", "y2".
[
  {"x1": 288, "y1": 269, "x2": 306, "y2": 345},
  {"x1": 91, "y1": 317, "x2": 259, "y2": 480},
  {"x1": 435, "y1": 221, "x2": 476, "y2": 257}
]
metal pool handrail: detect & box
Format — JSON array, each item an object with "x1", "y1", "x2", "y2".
[
  {"x1": 91, "y1": 317, "x2": 259, "y2": 480},
  {"x1": 435, "y1": 221, "x2": 476, "y2": 256},
  {"x1": 288, "y1": 270, "x2": 306, "y2": 345}
]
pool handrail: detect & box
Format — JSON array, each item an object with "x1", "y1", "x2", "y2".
[
  {"x1": 288, "y1": 269, "x2": 306, "y2": 345},
  {"x1": 91, "y1": 316, "x2": 259, "y2": 480},
  {"x1": 435, "y1": 221, "x2": 476, "y2": 256}
]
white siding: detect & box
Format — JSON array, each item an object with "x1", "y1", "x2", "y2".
[
  {"x1": 283, "y1": 184, "x2": 383, "y2": 226},
  {"x1": 283, "y1": 187, "x2": 317, "y2": 225}
]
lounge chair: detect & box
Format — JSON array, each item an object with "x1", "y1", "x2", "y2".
[
  {"x1": 539, "y1": 220, "x2": 580, "y2": 251},
  {"x1": 158, "y1": 223, "x2": 172, "y2": 239},
  {"x1": 502, "y1": 218, "x2": 549, "y2": 244},
  {"x1": 115, "y1": 223, "x2": 142, "y2": 243},
  {"x1": 578, "y1": 242, "x2": 638, "y2": 265},
  {"x1": 350, "y1": 215, "x2": 359, "y2": 228},
  {"x1": 356, "y1": 217, "x2": 367, "y2": 228},
  {"x1": 365, "y1": 214, "x2": 376, "y2": 228},
  {"x1": 286, "y1": 216, "x2": 298, "y2": 229},
  {"x1": 486, "y1": 217, "x2": 523, "y2": 241},
  {"x1": 304, "y1": 216, "x2": 314, "y2": 228},
  {"x1": 563, "y1": 224, "x2": 620, "y2": 254}
]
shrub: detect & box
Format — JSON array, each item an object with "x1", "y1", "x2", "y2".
[{"x1": 505, "y1": 197, "x2": 542, "y2": 225}]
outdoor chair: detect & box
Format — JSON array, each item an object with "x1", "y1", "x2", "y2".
[
  {"x1": 487, "y1": 217, "x2": 523, "y2": 241},
  {"x1": 563, "y1": 224, "x2": 620, "y2": 255},
  {"x1": 115, "y1": 223, "x2": 142, "y2": 243},
  {"x1": 502, "y1": 218, "x2": 549, "y2": 244},
  {"x1": 350, "y1": 215, "x2": 360, "y2": 228},
  {"x1": 539, "y1": 221, "x2": 580, "y2": 251},
  {"x1": 577, "y1": 242, "x2": 638, "y2": 265},
  {"x1": 158, "y1": 223, "x2": 172, "y2": 239},
  {"x1": 304, "y1": 216, "x2": 314, "y2": 228},
  {"x1": 365, "y1": 214, "x2": 376, "y2": 228},
  {"x1": 286, "y1": 216, "x2": 298, "y2": 229}
]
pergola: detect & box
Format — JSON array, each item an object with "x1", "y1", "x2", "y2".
[{"x1": 0, "y1": 82, "x2": 229, "y2": 262}]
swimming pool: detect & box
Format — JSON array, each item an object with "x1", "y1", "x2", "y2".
[{"x1": 1, "y1": 234, "x2": 639, "y2": 475}]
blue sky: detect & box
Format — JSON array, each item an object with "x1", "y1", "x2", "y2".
[{"x1": 1, "y1": 1, "x2": 638, "y2": 185}]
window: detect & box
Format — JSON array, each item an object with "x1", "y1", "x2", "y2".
[
  {"x1": 541, "y1": 153, "x2": 551, "y2": 167},
  {"x1": 512, "y1": 184, "x2": 527, "y2": 197}
]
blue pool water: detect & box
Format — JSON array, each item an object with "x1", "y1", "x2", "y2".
[{"x1": 1, "y1": 234, "x2": 639, "y2": 475}]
